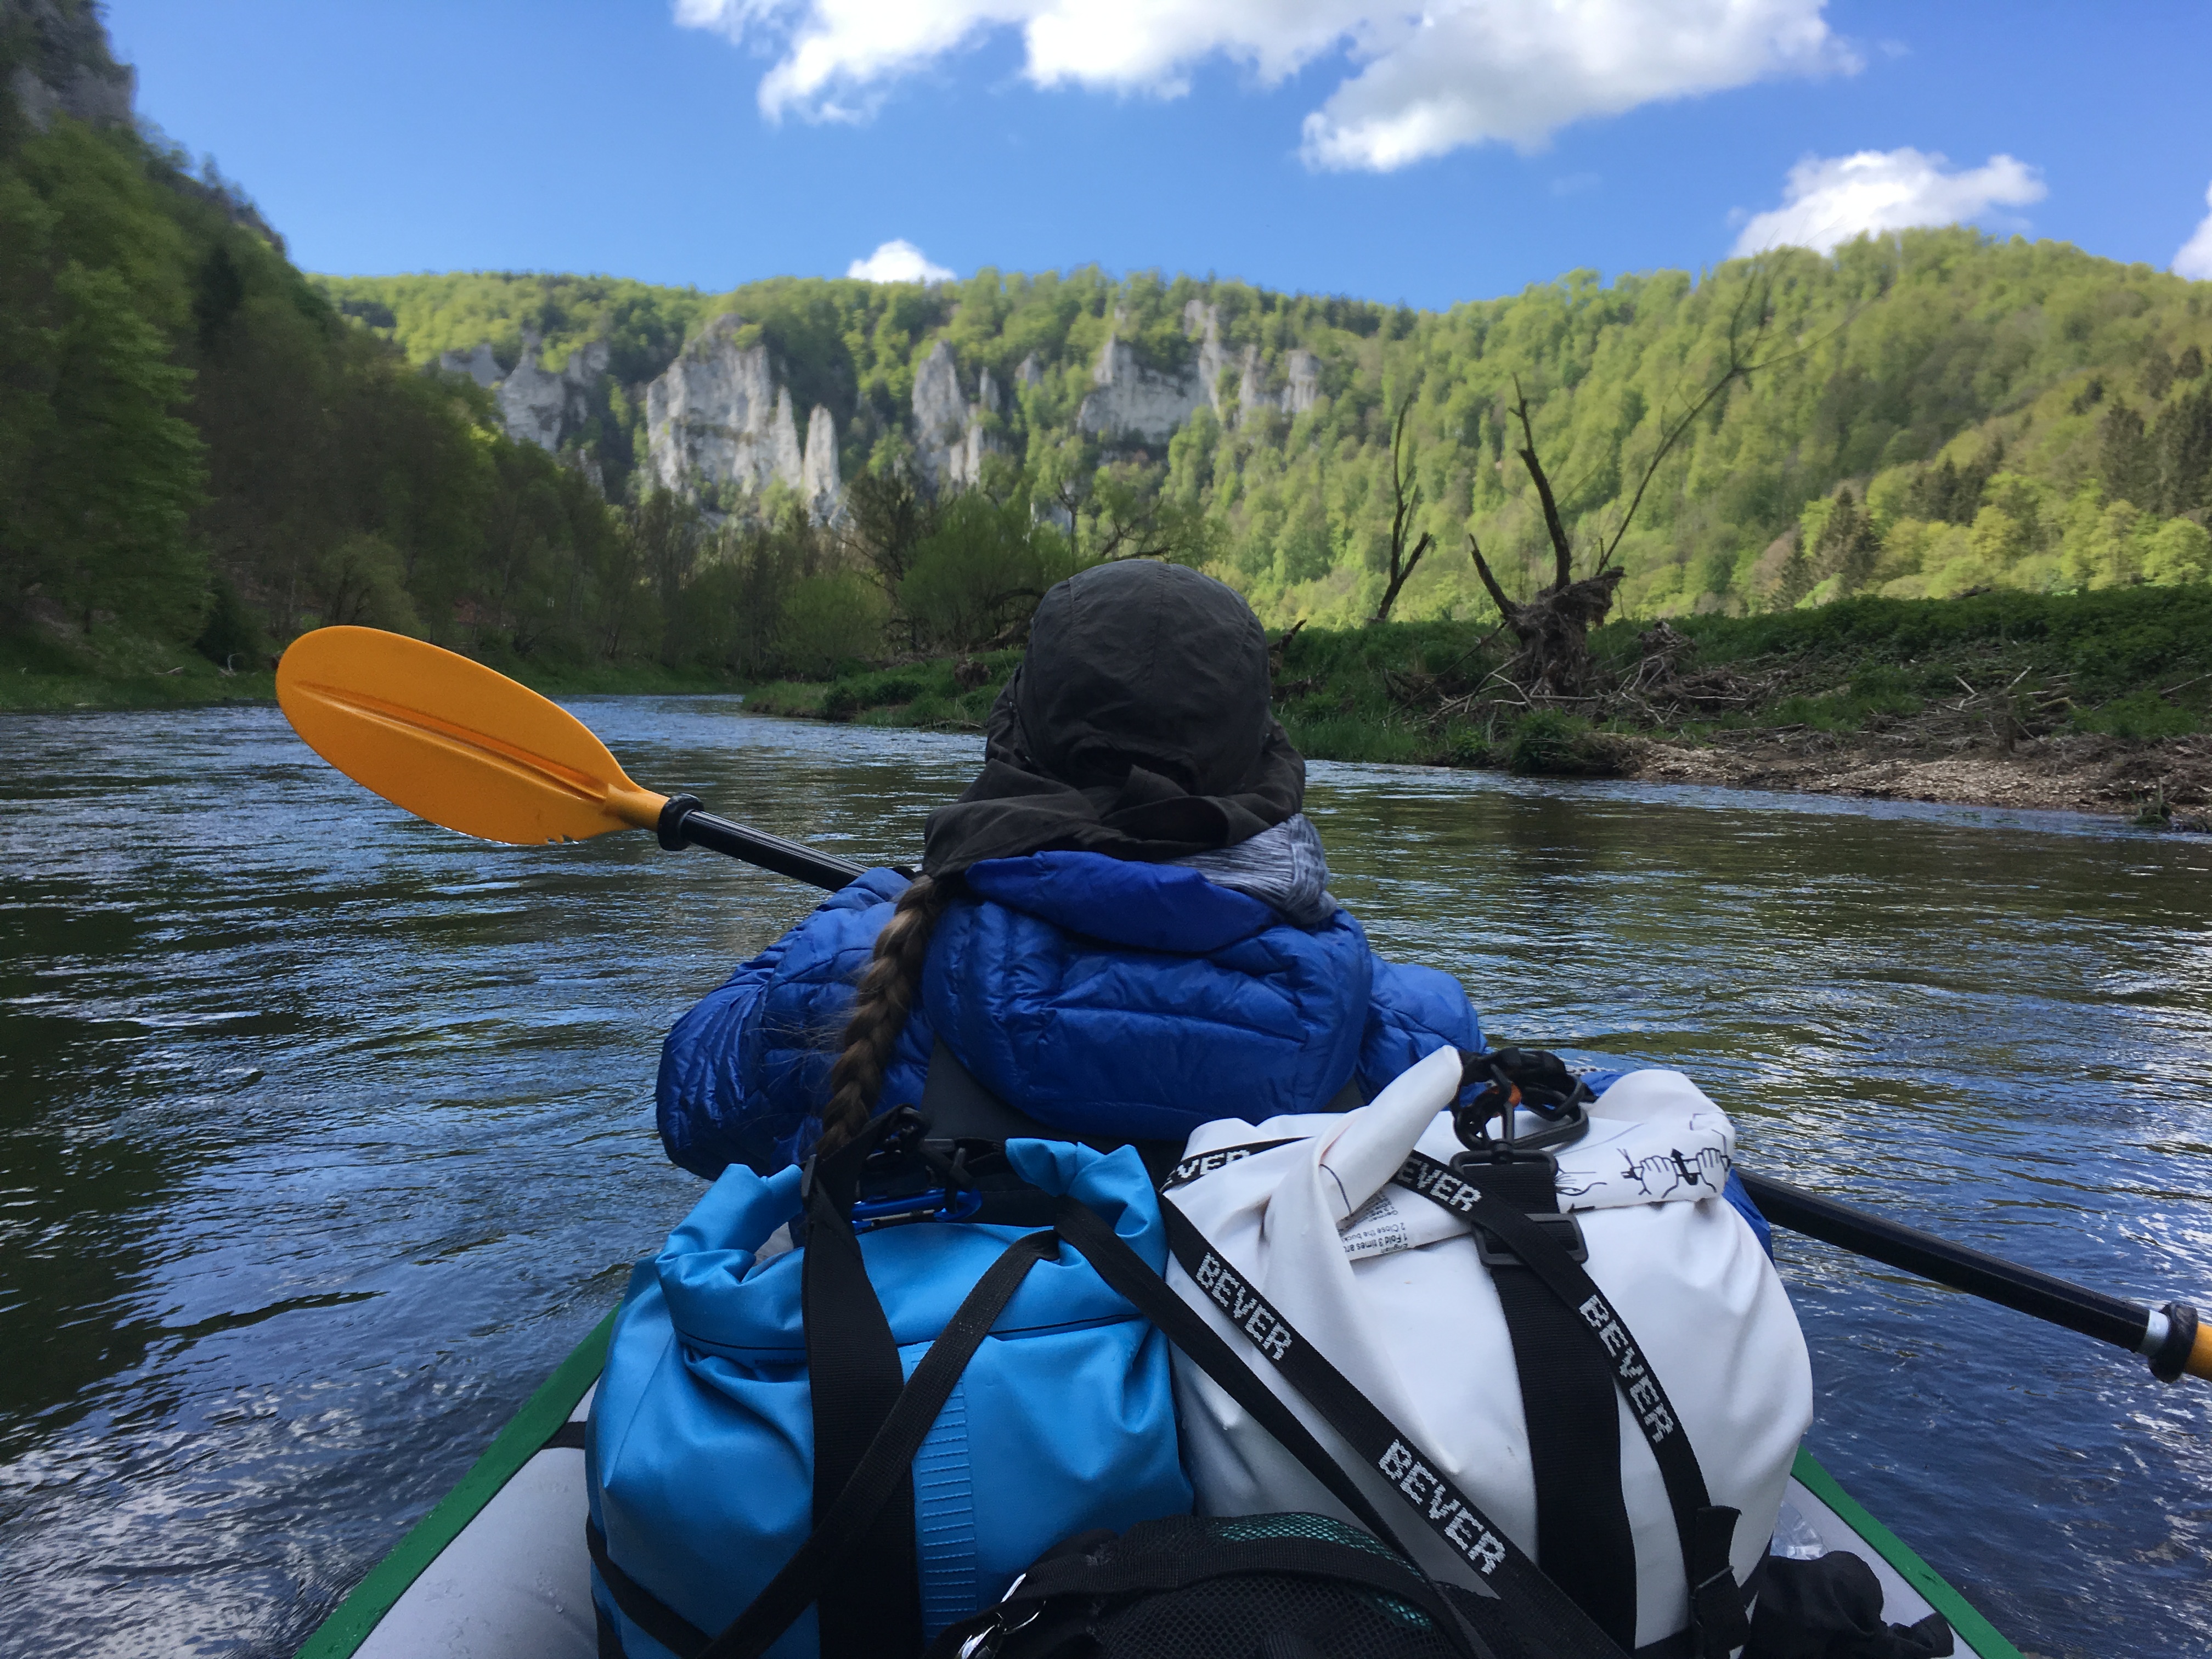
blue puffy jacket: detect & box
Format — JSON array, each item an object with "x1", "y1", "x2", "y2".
[{"x1": 657, "y1": 851, "x2": 1483, "y2": 1179}]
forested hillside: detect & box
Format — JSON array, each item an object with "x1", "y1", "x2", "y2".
[
  {"x1": 324, "y1": 236, "x2": 2212, "y2": 633},
  {"x1": 6, "y1": 0, "x2": 2209, "y2": 706},
  {"x1": 1, "y1": 0, "x2": 618, "y2": 696}
]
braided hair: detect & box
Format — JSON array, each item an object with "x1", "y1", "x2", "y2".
[{"x1": 815, "y1": 874, "x2": 953, "y2": 1156}]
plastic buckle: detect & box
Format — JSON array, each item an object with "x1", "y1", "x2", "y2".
[
  {"x1": 1474, "y1": 1210, "x2": 1588, "y2": 1267},
  {"x1": 956, "y1": 1573, "x2": 1040, "y2": 1659},
  {"x1": 1453, "y1": 1049, "x2": 1593, "y2": 1156},
  {"x1": 851, "y1": 1185, "x2": 984, "y2": 1232}
]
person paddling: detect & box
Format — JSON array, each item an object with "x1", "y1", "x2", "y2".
[{"x1": 656, "y1": 560, "x2": 1485, "y2": 1177}]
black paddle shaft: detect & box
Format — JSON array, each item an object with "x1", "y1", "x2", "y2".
[
  {"x1": 1738, "y1": 1170, "x2": 2170, "y2": 1357},
  {"x1": 656, "y1": 795, "x2": 866, "y2": 891}
]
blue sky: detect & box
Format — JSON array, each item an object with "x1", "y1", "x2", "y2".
[{"x1": 103, "y1": 1, "x2": 2212, "y2": 308}]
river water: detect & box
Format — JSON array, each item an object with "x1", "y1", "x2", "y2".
[{"x1": 1, "y1": 699, "x2": 2207, "y2": 1658}]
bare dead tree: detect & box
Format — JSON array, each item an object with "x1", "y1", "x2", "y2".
[
  {"x1": 1468, "y1": 268, "x2": 1829, "y2": 698},
  {"x1": 1369, "y1": 396, "x2": 1435, "y2": 624}
]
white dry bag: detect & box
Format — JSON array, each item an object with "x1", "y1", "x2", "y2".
[{"x1": 1165, "y1": 1046, "x2": 1813, "y2": 1653}]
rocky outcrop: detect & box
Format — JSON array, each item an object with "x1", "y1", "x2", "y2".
[
  {"x1": 911, "y1": 338, "x2": 1003, "y2": 492},
  {"x1": 912, "y1": 338, "x2": 967, "y2": 489},
  {"x1": 7, "y1": 0, "x2": 134, "y2": 132},
  {"x1": 802, "y1": 404, "x2": 841, "y2": 521},
  {"x1": 1075, "y1": 302, "x2": 1321, "y2": 442},
  {"x1": 645, "y1": 313, "x2": 805, "y2": 499},
  {"x1": 1077, "y1": 332, "x2": 1209, "y2": 444},
  {"x1": 1234, "y1": 346, "x2": 1323, "y2": 426},
  {"x1": 496, "y1": 335, "x2": 608, "y2": 452},
  {"x1": 438, "y1": 343, "x2": 503, "y2": 389},
  {"x1": 432, "y1": 336, "x2": 606, "y2": 452}
]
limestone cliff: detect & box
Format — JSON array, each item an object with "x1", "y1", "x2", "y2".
[
  {"x1": 1075, "y1": 301, "x2": 1321, "y2": 442},
  {"x1": 433, "y1": 336, "x2": 607, "y2": 454},
  {"x1": 802, "y1": 404, "x2": 841, "y2": 521},
  {"x1": 4, "y1": 0, "x2": 134, "y2": 132},
  {"x1": 911, "y1": 338, "x2": 967, "y2": 490},
  {"x1": 498, "y1": 335, "x2": 608, "y2": 452},
  {"x1": 437, "y1": 342, "x2": 503, "y2": 390},
  {"x1": 1077, "y1": 331, "x2": 1208, "y2": 444},
  {"x1": 644, "y1": 313, "x2": 804, "y2": 498},
  {"x1": 1234, "y1": 345, "x2": 1323, "y2": 426},
  {"x1": 912, "y1": 338, "x2": 1003, "y2": 492}
]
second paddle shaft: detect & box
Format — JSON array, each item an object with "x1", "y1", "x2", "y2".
[
  {"x1": 1739, "y1": 1171, "x2": 2210, "y2": 1383},
  {"x1": 637, "y1": 798, "x2": 2211, "y2": 1386}
]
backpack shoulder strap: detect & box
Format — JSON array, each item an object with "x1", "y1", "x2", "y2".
[
  {"x1": 802, "y1": 1133, "x2": 923, "y2": 1659},
  {"x1": 1393, "y1": 1151, "x2": 1750, "y2": 1659},
  {"x1": 592, "y1": 1226, "x2": 1059, "y2": 1659},
  {"x1": 1053, "y1": 1194, "x2": 1630, "y2": 1659}
]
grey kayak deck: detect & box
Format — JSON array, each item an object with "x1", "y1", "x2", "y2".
[{"x1": 298, "y1": 1309, "x2": 2025, "y2": 1658}]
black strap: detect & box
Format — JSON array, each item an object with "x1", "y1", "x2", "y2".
[
  {"x1": 800, "y1": 1133, "x2": 923, "y2": 1659},
  {"x1": 589, "y1": 1519, "x2": 713, "y2": 1657},
  {"x1": 543, "y1": 1418, "x2": 589, "y2": 1452},
  {"x1": 703, "y1": 1227, "x2": 1061, "y2": 1659},
  {"x1": 916, "y1": 1039, "x2": 1189, "y2": 1187},
  {"x1": 1054, "y1": 1194, "x2": 1640, "y2": 1659},
  {"x1": 1003, "y1": 1530, "x2": 1474, "y2": 1631},
  {"x1": 1392, "y1": 1152, "x2": 1749, "y2": 1659},
  {"x1": 590, "y1": 1228, "x2": 1060, "y2": 1659},
  {"x1": 1475, "y1": 1159, "x2": 1637, "y2": 1645}
]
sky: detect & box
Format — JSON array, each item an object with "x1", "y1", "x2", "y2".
[{"x1": 102, "y1": 1, "x2": 2212, "y2": 309}]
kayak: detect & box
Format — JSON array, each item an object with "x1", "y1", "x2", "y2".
[{"x1": 295, "y1": 1307, "x2": 2027, "y2": 1659}]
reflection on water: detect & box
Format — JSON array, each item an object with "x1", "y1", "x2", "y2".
[{"x1": 1, "y1": 701, "x2": 2206, "y2": 1658}]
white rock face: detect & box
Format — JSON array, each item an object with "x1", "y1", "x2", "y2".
[
  {"x1": 645, "y1": 314, "x2": 805, "y2": 498},
  {"x1": 496, "y1": 335, "x2": 608, "y2": 452},
  {"x1": 438, "y1": 343, "x2": 503, "y2": 389},
  {"x1": 770, "y1": 388, "x2": 804, "y2": 488},
  {"x1": 912, "y1": 338, "x2": 1007, "y2": 492},
  {"x1": 1077, "y1": 332, "x2": 1208, "y2": 444},
  {"x1": 1015, "y1": 353, "x2": 1043, "y2": 390},
  {"x1": 911, "y1": 338, "x2": 969, "y2": 490},
  {"x1": 1231, "y1": 343, "x2": 1324, "y2": 427},
  {"x1": 802, "y1": 403, "x2": 842, "y2": 521}
]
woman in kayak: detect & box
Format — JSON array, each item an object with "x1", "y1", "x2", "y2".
[{"x1": 656, "y1": 559, "x2": 1483, "y2": 1178}]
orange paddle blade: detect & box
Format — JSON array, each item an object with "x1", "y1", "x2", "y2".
[{"x1": 276, "y1": 626, "x2": 667, "y2": 845}]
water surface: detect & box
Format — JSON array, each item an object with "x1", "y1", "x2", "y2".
[{"x1": 1, "y1": 701, "x2": 2206, "y2": 1657}]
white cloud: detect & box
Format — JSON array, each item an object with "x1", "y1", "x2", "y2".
[
  {"x1": 2175, "y1": 182, "x2": 2212, "y2": 281},
  {"x1": 674, "y1": 0, "x2": 1850, "y2": 172},
  {"x1": 1730, "y1": 148, "x2": 2046, "y2": 257},
  {"x1": 845, "y1": 238, "x2": 956, "y2": 283}
]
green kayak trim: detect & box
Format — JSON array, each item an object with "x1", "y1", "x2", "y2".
[
  {"x1": 294, "y1": 1319, "x2": 2021, "y2": 1659},
  {"x1": 1790, "y1": 1447, "x2": 2024, "y2": 1659},
  {"x1": 295, "y1": 1308, "x2": 616, "y2": 1659}
]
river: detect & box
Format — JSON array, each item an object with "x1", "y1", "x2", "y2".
[{"x1": 1, "y1": 699, "x2": 2207, "y2": 1658}]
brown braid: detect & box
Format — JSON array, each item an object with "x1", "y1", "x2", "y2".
[{"x1": 816, "y1": 874, "x2": 953, "y2": 1156}]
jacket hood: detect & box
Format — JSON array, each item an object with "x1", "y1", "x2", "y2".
[
  {"x1": 922, "y1": 563, "x2": 1303, "y2": 876},
  {"x1": 963, "y1": 815, "x2": 1338, "y2": 951}
]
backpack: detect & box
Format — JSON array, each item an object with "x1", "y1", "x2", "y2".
[
  {"x1": 584, "y1": 1113, "x2": 1192, "y2": 1659},
  {"x1": 922, "y1": 1513, "x2": 1503, "y2": 1659},
  {"x1": 1162, "y1": 1045, "x2": 1813, "y2": 1654}
]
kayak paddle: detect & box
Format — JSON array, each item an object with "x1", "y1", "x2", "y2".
[
  {"x1": 274, "y1": 625, "x2": 865, "y2": 890},
  {"x1": 275, "y1": 625, "x2": 2210, "y2": 1386}
]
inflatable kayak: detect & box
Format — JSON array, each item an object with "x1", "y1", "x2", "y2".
[{"x1": 294, "y1": 1307, "x2": 2025, "y2": 1659}]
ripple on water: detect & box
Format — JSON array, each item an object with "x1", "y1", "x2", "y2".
[{"x1": 1, "y1": 703, "x2": 2206, "y2": 1658}]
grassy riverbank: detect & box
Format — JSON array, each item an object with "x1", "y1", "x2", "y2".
[
  {"x1": 0, "y1": 627, "x2": 746, "y2": 714},
  {"x1": 746, "y1": 587, "x2": 2212, "y2": 822}
]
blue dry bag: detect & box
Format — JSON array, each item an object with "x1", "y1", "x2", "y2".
[{"x1": 585, "y1": 1115, "x2": 1193, "y2": 1659}]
